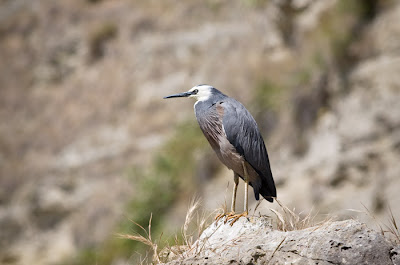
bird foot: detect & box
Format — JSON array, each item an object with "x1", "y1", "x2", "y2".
[
  {"x1": 215, "y1": 211, "x2": 248, "y2": 226},
  {"x1": 226, "y1": 211, "x2": 248, "y2": 226},
  {"x1": 215, "y1": 211, "x2": 233, "y2": 222}
]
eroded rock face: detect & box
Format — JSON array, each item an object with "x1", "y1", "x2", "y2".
[
  {"x1": 2, "y1": 0, "x2": 400, "y2": 264},
  {"x1": 166, "y1": 217, "x2": 398, "y2": 265},
  {"x1": 262, "y1": 0, "x2": 400, "y2": 226}
]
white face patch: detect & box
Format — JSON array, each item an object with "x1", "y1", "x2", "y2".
[{"x1": 188, "y1": 85, "x2": 213, "y2": 102}]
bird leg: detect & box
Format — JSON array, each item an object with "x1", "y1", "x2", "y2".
[
  {"x1": 244, "y1": 162, "x2": 249, "y2": 213},
  {"x1": 215, "y1": 173, "x2": 239, "y2": 222},
  {"x1": 231, "y1": 173, "x2": 239, "y2": 212},
  {"x1": 226, "y1": 162, "x2": 249, "y2": 226}
]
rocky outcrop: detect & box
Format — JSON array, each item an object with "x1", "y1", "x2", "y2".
[{"x1": 166, "y1": 217, "x2": 398, "y2": 265}]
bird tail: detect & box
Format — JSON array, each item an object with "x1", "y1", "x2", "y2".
[
  {"x1": 259, "y1": 171, "x2": 276, "y2": 203},
  {"x1": 248, "y1": 164, "x2": 276, "y2": 202}
]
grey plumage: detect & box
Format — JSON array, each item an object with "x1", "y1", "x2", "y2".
[
  {"x1": 164, "y1": 85, "x2": 276, "y2": 213},
  {"x1": 194, "y1": 87, "x2": 276, "y2": 202}
]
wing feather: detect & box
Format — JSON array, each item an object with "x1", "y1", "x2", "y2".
[{"x1": 221, "y1": 98, "x2": 276, "y2": 200}]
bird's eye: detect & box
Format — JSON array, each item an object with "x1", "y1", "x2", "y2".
[{"x1": 192, "y1": 89, "x2": 199, "y2": 94}]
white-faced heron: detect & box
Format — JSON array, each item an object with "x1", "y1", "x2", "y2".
[{"x1": 164, "y1": 85, "x2": 276, "y2": 221}]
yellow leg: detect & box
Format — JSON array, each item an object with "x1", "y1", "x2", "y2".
[
  {"x1": 215, "y1": 173, "x2": 239, "y2": 221},
  {"x1": 226, "y1": 162, "x2": 249, "y2": 226},
  {"x1": 231, "y1": 173, "x2": 239, "y2": 212},
  {"x1": 243, "y1": 161, "x2": 249, "y2": 214}
]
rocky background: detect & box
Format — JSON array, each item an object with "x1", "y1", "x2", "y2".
[{"x1": 1, "y1": 0, "x2": 400, "y2": 264}]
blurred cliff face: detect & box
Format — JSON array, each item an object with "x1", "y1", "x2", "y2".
[{"x1": 1, "y1": 0, "x2": 399, "y2": 264}]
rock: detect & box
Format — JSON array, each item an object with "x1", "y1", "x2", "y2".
[
  {"x1": 392, "y1": 246, "x2": 400, "y2": 265},
  {"x1": 165, "y1": 217, "x2": 397, "y2": 265}
]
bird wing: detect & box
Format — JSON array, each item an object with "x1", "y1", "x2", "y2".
[{"x1": 221, "y1": 98, "x2": 276, "y2": 200}]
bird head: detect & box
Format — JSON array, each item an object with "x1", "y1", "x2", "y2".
[{"x1": 164, "y1": 84, "x2": 213, "y2": 102}]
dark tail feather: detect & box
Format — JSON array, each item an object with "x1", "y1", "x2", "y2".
[
  {"x1": 249, "y1": 166, "x2": 276, "y2": 203},
  {"x1": 259, "y1": 172, "x2": 276, "y2": 203},
  {"x1": 253, "y1": 186, "x2": 274, "y2": 202}
]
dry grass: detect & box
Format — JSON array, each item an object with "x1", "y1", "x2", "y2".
[
  {"x1": 266, "y1": 236, "x2": 286, "y2": 265},
  {"x1": 119, "y1": 199, "x2": 215, "y2": 264},
  {"x1": 354, "y1": 203, "x2": 400, "y2": 244},
  {"x1": 117, "y1": 214, "x2": 161, "y2": 264},
  {"x1": 165, "y1": 199, "x2": 219, "y2": 261},
  {"x1": 270, "y1": 199, "x2": 332, "y2": 231},
  {"x1": 385, "y1": 207, "x2": 400, "y2": 243},
  {"x1": 217, "y1": 199, "x2": 229, "y2": 216}
]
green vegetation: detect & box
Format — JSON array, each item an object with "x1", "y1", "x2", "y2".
[
  {"x1": 62, "y1": 120, "x2": 208, "y2": 265},
  {"x1": 253, "y1": 79, "x2": 284, "y2": 113},
  {"x1": 242, "y1": 0, "x2": 269, "y2": 8},
  {"x1": 250, "y1": 79, "x2": 286, "y2": 135},
  {"x1": 87, "y1": 0, "x2": 103, "y2": 3},
  {"x1": 301, "y1": 0, "x2": 375, "y2": 73}
]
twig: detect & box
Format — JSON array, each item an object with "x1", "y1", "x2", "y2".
[{"x1": 267, "y1": 237, "x2": 286, "y2": 264}]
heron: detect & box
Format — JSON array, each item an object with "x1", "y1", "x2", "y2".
[{"x1": 164, "y1": 84, "x2": 276, "y2": 222}]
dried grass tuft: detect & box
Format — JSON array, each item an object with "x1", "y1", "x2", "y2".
[
  {"x1": 117, "y1": 213, "x2": 161, "y2": 264},
  {"x1": 386, "y1": 206, "x2": 400, "y2": 243},
  {"x1": 182, "y1": 198, "x2": 202, "y2": 248},
  {"x1": 119, "y1": 198, "x2": 214, "y2": 264},
  {"x1": 354, "y1": 203, "x2": 400, "y2": 244},
  {"x1": 270, "y1": 199, "x2": 331, "y2": 231},
  {"x1": 178, "y1": 198, "x2": 219, "y2": 255}
]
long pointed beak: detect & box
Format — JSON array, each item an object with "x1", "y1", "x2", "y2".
[{"x1": 163, "y1": 91, "x2": 191, "y2": 99}]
